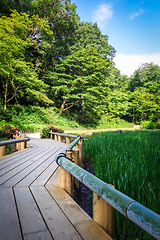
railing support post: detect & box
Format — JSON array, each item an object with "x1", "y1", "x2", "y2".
[
  {"x1": 58, "y1": 135, "x2": 62, "y2": 142},
  {"x1": 16, "y1": 135, "x2": 21, "y2": 151},
  {"x1": 60, "y1": 149, "x2": 73, "y2": 197},
  {"x1": 50, "y1": 130, "x2": 52, "y2": 139},
  {"x1": 54, "y1": 134, "x2": 58, "y2": 141},
  {"x1": 0, "y1": 145, "x2": 7, "y2": 157},
  {"x1": 24, "y1": 134, "x2": 27, "y2": 148},
  {"x1": 21, "y1": 134, "x2": 26, "y2": 150},
  {"x1": 66, "y1": 137, "x2": 71, "y2": 144},
  {"x1": 72, "y1": 148, "x2": 80, "y2": 188},
  {"x1": 93, "y1": 190, "x2": 115, "y2": 239},
  {"x1": 76, "y1": 142, "x2": 83, "y2": 167}
]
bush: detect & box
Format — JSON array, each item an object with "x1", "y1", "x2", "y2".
[
  {"x1": 156, "y1": 122, "x2": 160, "y2": 129},
  {"x1": 40, "y1": 125, "x2": 64, "y2": 138},
  {"x1": 141, "y1": 120, "x2": 156, "y2": 129},
  {"x1": 0, "y1": 125, "x2": 19, "y2": 138}
]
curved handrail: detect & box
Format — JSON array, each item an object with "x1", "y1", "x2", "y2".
[{"x1": 55, "y1": 135, "x2": 160, "y2": 240}]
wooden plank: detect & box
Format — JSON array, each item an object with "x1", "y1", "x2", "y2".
[
  {"x1": 16, "y1": 150, "x2": 60, "y2": 187},
  {"x1": 0, "y1": 188, "x2": 22, "y2": 240},
  {"x1": 1, "y1": 148, "x2": 58, "y2": 188},
  {"x1": 0, "y1": 146, "x2": 35, "y2": 167},
  {"x1": 47, "y1": 185, "x2": 112, "y2": 240},
  {"x1": 74, "y1": 220, "x2": 112, "y2": 240},
  {"x1": 46, "y1": 167, "x2": 60, "y2": 186},
  {"x1": 0, "y1": 147, "x2": 54, "y2": 186},
  {"x1": 30, "y1": 186, "x2": 82, "y2": 240},
  {"x1": 14, "y1": 187, "x2": 48, "y2": 235},
  {"x1": 24, "y1": 230, "x2": 53, "y2": 240},
  {"x1": 30, "y1": 147, "x2": 66, "y2": 187},
  {"x1": 46, "y1": 185, "x2": 91, "y2": 225},
  {"x1": 30, "y1": 161, "x2": 59, "y2": 187},
  {"x1": 0, "y1": 146, "x2": 46, "y2": 175}
]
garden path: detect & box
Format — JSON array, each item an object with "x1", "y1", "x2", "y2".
[{"x1": 0, "y1": 138, "x2": 111, "y2": 240}]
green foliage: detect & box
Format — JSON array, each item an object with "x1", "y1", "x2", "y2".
[
  {"x1": 84, "y1": 130, "x2": 160, "y2": 239},
  {"x1": 0, "y1": 0, "x2": 159, "y2": 127},
  {"x1": 40, "y1": 125, "x2": 64, "y2": 138},
  {"x1": 0, "y1": 10, "x2": 53, "y2": 109},
  {"x1": 0, "y1": 105, "x2": 80, "y2": 132},
  {"x1": 71, "y1": 21, "x2": 115, "y2": 59},
  {"x1": 128, "y1": 86, "x2": 160, "y2": 123},
  {"x1": 97, "y1": 116, "x2": 133, "y2": 129},
  {"x1": 47, "y1": 47, "x2": 111, "y2": 123},
  {"x1": 141, "y1": 120, "x2": 156, "y2": 129},
  {"x1": 128, "y1": 63, "x2": 160, "y2": 123}
]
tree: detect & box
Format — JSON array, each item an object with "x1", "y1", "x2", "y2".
[
  {"x1": 129, "y1": 87, "x2": 160, "y2": 123},
  {"x1": 44, "y1": 47, "x2": 111, "y2": 122},
  {"x1": 0, "y1": 10, "x2": 53, "y2": 109},
  {"x1": 106, "y1": 90, "x2": 130, "y2": 118},
  {"x1": 0, "y1": 0, "x2": 79, "y2": 71},
  {"x1": 0, "y1": 0, "x2": 33, "y2": 17},
  {"x1": 128, "y1": 63, "x2": 160, "y2": 122},
  {"x1": 31, "y1": 0, "x2": 79, "y2": 63},
  {"x1": 71, "y1": 21, "x2": 115, "y2": 60}
]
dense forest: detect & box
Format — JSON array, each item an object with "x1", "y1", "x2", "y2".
[{"x1": 0, "y1": 0, "x2": 160, "y2": 128}]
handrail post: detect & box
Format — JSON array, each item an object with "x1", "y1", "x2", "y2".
[
  {"x1": 60, "y1": 149, "x2": 73, "y2": 197},
  {"x1": 76, "y1": 142, "x2": 83, "y2": 167},
  {"x1": 50, "y1": 130, "x2": 52, "y2": 139},
  {"x1": 54, "y1": 134, "x2": 58, "y2": 141},
  {"x1": 16, "y1": 135, "x2": 21, "y2": 151},
  {"x1": 72, "y1": 148, "x2": 80, "y2": 188},
  {"x1": 24, "y1": 134, "x2": 27, "y2": 148},
  {"x1": 58, "y1": 135, "x2": 62, "y2": 142},
  {"x1": 66, "y1": 136, "x2": 71, "y2": 144},
  {"x1": 21, "y1": 134, "x2": 27, "y2": 149},
  {"x1": 93, "y1": 187, "x2": 115, "y2": 239},
  {"x1": 0, "y1": 145, "x2": 7, "y2": 157}
]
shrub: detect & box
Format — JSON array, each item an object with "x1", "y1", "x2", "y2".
[
  {"x1": 156, "y1": 122, "x2": 160, "y2": 129},
  {"x1": 141, "y1": 120, "x2": 156, "y2": 129},
  {"x1": 40, "y1": 125, "x2": 64, "y2": 138},
  {"x1": 0, "y1": 125, "x2": 19, "y2": 138}
]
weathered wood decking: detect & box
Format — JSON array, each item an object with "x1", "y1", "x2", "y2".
[{"x1": 0, "y1": 138, "x2": 111, "y2": 240}]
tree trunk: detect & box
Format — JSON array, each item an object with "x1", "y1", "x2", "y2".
[
  {"x1": 60, "y1": 99, "x2": 66, "y2": 113},
  {"x1": 81, "y1": 96, "x2": 85, "y2": 116},
  {"x1": 4, "y1": 79, "x2": 8, "y2": 110},
  {"x1": 132, "y1": 109, "x2": 135, "y2": 124}
]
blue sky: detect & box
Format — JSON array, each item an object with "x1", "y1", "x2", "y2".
[{"x1": 71, "y1": 0, "x2": 160, "y2": 76}]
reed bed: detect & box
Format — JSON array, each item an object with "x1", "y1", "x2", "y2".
[{"x1": 84, "y1": 130, "x2": 160, "y2": 240}]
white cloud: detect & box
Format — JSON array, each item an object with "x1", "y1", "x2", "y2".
[
  {"x1": 130, "y1": 8, "x2": 144, "y2": 20},
  {"x1": 93, "y1": 4, "x2": 113, "y2": 28},
  {"x1": 114, "y1": 53, "x2": 160, "y2": 76}
]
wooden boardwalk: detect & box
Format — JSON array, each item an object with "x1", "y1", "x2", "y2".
[{"x1": 0, "y1": 138, "x2": 111, "y2": 240}]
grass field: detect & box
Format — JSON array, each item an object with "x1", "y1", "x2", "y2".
[{"x1": 84, "y1": 130, "x2": 160, "y2": 240}]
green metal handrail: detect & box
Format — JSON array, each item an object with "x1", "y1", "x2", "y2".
[
  {"x1": 0, "y1": 137, "x2": 30, "y2": 146},
  {"x1": 49, "y1": 132, "x2": 79, "y2": 138},
  {"x1": 55, "y1": 135, "x2": 160, "y2": 240}
]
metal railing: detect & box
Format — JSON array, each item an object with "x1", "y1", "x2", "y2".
[
  {"x1": 0, "y1": 133, "x2": 30, "y2": 157},
  {"x1": 0, "y1": 137, "x2": 30, "y2": 146},
  {"x1": 55, "y1": 134, "x2": 160, "y2": 240},
  {"x1": 49, "y1": 132, "x2": 79, "y2": 138}
]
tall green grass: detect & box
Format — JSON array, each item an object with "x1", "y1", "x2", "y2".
[{"x1": 84, "y1": 130, "x2": 160, "y2": 240}]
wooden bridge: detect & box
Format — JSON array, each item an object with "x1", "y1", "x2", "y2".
[{"x1": 0, "y1": 138, "x2": 111, "y2": 240}]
